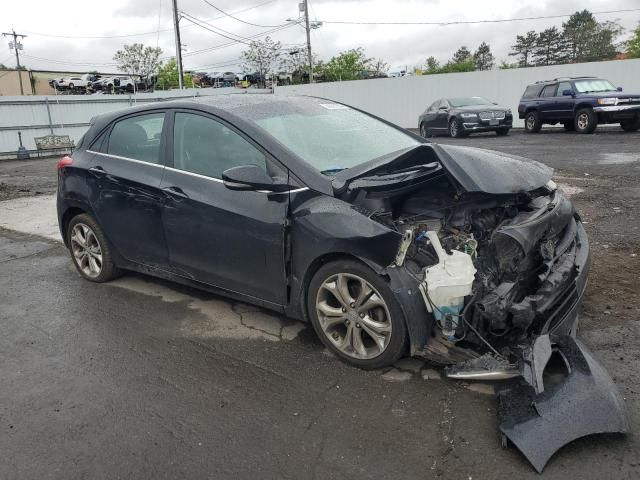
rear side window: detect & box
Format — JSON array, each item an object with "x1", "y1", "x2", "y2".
[
  {"x1": 541, "y1": 85, "x2": 557, "y2": 97},
  {"x1": 522, "y1": 85, "x2": 543, "y2": 99},
  {"x1": 107, "y1": 113, "x2": 165, "y2": 164},
  {"x1": 172, "y1": 112, "x2": 266, "y2": 179}
]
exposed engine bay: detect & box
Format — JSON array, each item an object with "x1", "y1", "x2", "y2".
[{"x1": 334, "y1": 143, "x2": 627, "y2": 472}]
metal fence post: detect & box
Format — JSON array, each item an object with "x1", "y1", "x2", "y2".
[{"x1": 45, "y1": 97, "x2": 54, "y2": 135}]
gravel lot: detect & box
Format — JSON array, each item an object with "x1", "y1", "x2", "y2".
[{"x1": 1, "y1": 129, "x2": 639, "y2": 479}]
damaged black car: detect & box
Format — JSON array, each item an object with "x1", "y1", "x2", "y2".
[{"x1": 57, "y1": 95, "x2": 627, "y2": 472}]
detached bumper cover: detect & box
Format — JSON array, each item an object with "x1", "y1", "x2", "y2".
[{"x1": 498, "y1": 335, "x2": 628, "y2": 473}]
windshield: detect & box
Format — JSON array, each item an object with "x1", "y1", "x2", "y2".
[
  {"x1": 252, "y1": 100, "x2": 420, "y2": 174},
  {"x1": 574, "y1": 79, "x2": 617, "y2": 93},
  {"x1": 448, "y1": 97, "x2": 492, "y2": 107}
]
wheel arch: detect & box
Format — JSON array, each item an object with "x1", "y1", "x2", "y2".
[
  {"x1": 60, "y1": 205, "x2": 88, "y2": 246},
  {"x1": 295, "y1": 252, "x2": 432, "y2": 357},
  {"x1": 574, "y1": 102, "x2": 594, "y2": 113}
]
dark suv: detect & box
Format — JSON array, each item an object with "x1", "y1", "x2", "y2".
[{"x1": 518, "y1": 76, "x2": 640, "y2": 134}]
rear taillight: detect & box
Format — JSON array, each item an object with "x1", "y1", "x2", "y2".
[{"x1": 56, "y1": 155, "x2": 73, "y2": 170}]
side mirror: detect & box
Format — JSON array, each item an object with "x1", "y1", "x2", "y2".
[
  {"x1": 562, "y1": 89, "x2": 575, "y2": 97},
  {"x1": 617, "y1": 86, "x2": 623, "y2": 92},
  {"x1": 492, "y1": 102, "x2": 498, "y2": 105},
  {"x1": 222, "y1": 165, "x2": 292, "y2": 192}
]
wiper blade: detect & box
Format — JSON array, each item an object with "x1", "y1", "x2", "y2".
[{"x1": 320, "y1": 168, "x2": 346, "y2": 175}]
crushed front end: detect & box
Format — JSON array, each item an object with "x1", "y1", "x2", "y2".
[{"x1": 337, "y1": 143, "x2": 628, "y2": 471}]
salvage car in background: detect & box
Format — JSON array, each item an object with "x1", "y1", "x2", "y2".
[
  {"x1": 56, "y1": 95, "x2": 627, "y2": 472},
  {"x1": 419, "y1": 97, "x2": 513, "y2": 137},
  {"x1": 518, "y1": 76, "x2": 640, "y2": 134}
]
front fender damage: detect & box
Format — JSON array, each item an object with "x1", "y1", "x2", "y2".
[{"x1": 497, "y1": 334, "x2": 628, "y2": 473}]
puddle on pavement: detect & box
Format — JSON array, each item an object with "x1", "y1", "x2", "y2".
[
  {"x1": 598, "y1": 153, "x2": 640, "y2": 165},
  {"x1": 109, "y1": 276, "x2": 305, "y2": 342},
  {"x1": 556, "y1": 183, "x2": 584, "y2": 197}
]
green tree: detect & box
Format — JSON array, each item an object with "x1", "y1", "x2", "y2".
[
  {"x1": 321, "y1": 48, "x2": 372, "y2": 81},
  {"x1": 423, "y1": 56, "x2": 440, "y2": 74},
  {"x1": 534, "y1": 26, "x2": 565, "y2": 65},
  {"x1": 438, "y1": 59, "x2": 475, "y2": 73},
  {"x1": 240, "y1": 36, "x2": 282, "y2": 87},
  {"x1": 369, "y1": 58, "x2": 390, "y2": 77},
  {"x1": 509, "y1": 31, "x2": 538, "y2": 67},
  {"x1": 280, "y1": 48, "x2": 316, "y2": 84},
  {"x1": 626, "y1": 23, "x2": 640, "y2": 58},
  {"x1": 452, "y1": 46, "x2": 472, "y2": 63},
  {"x1": 498, "y1": 60, "x2": 518, "y2": 69},
  {"x1": 473, "y1": 42, "x2": 494, "y2": 70},
  {"x1": 0, "y1": 63, "x2": 7, "y2": 70},
  {"x1": 154, "y1": 58, "x2": 192, "y2": 90},
  {"x1": 561, "y1": 10, "x2": 621, "y2": 63},
  {"x1": 113, "y1": 43, "x2": 162, "y2": 78}
]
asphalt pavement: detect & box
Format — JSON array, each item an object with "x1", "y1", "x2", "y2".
[{"x1": 1, "y1": 129, "x2": 639, "y2": 479}]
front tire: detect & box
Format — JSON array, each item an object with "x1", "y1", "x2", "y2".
[
  {"x1": 621, "y1": 118, "x2": 640, "y2": 132},
  {"x1": 67, "y1": 214, "x2": 119, "y2": 283},
  {"x1": 449, "y1": 118, "x2": 466, "y2": 138},
  {"x1": 524, "y1": 111, "x2": 542, "y2": 133},
  {"x1": 575, "y1": 108, "x2": 597, "y2": 134},
  {"x1": 307, "y1": 260, "x2": 408, "y2": 369}
]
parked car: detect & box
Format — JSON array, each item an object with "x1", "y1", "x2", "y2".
[
  {"x1": 419, "y1": 97, "x2": 512, "y2": 138},
  {"x1": 103, "y1": 76, "x2": 136, "y2": 93},
  {"x1": 518, "y1": 76, "x2": 640, "y2": 134},
  {"x1": 56, "y1": 95, "x2": 625, "y2": 473},
  {"x1": 58, "y1": 74, "x2": 98, "y2": 90}
]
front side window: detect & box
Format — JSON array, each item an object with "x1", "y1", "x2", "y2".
[
  {"x1": 557, "y1": 82, "x2": 573, "y2": 95},
  {"x1": 173, "y1": 112, "x2": 266, "y2": 179},
  {"x1": 107, "y1": 112, "x2": 165, "y2": 164}
]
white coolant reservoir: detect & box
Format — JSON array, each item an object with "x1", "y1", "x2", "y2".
[{"x1": 420, "y1": 231, "x2": 476, "y2": 338}]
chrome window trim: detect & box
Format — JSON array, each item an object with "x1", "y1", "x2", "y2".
[
  {"x1": 164, "y1": 166, "x2": 309, "y2": 194},
  {"x1": 86, "y1": 150, "x2": 164, "y2": 168}
]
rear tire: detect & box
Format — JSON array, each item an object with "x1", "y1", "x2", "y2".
[
  {"x1": 563, "y1": 121, "x2": 575, "y2": 131},
  {"x1": 307, "y1": 260, "x2": 408, "y2": 370},
  {"x1": 620, "y1": 118, "x2": 640, "y2": 132},
  {"x1": 67, "y1": 214, "x2": 119, "y2": 283},
  {"x1": 449, "y1": 118, "x2": 466, "y2": 138},
  {"x1": 524, "y1": 111, "x2": 542, "y2": 133},
  {"x1": 496, "y1": 128, "x2": 510, "y2": 136},
  {"x1": 575, "y1": 108, "x2": 597, "y2": 134}
]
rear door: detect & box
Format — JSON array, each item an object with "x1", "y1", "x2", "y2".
[
  {"x1": 160, "y1": 110, "x2": 289, "y2": 305},
  {"x1": 87, "y1": 111, "x2": 170, "y2": 269},
  {"x1": 421, "y1": 101, "x2": 439, "y2": 131}
]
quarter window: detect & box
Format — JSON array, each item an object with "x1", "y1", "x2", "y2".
[
  {"x1": 107, "y1": 113, "x2": 165, "y2": 164},
  {"x1": 172, "y1": 112, "x2": 266, "y2": 179}
]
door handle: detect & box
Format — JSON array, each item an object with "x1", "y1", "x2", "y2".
[
  {"x1": 162, "y1": 186, "x2": 189, "y2": 199},
  {"x1": 88, "y1": 166, "x2": 106, "y2": 176}
]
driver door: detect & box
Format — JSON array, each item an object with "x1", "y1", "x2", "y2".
[
  {"x1": 160, "y1": 110, "x2": 290, "y2": 305},
  {"x1": 435, "y1": 100, "x2": 450, "y2": 131}
]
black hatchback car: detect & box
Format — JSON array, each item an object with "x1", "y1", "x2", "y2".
[
  {"x1": 418, "y1": 97, "x2": 512, "y2": 138},
  {"x1": 57, "y1": 95, "x2": 626, "y2": 472}
]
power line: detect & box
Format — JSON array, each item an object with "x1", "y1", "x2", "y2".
[
  {"x1": 21, "y1": 0, "x2": 279, "y2": 39},
  {"x1": 317, "y1": 8, "x2": 640, "y2": 26},
  {"x1": 21, "y1": 53, "x2": 118, "y2": 67},
  {"x1": 201, "y1": 0, "x2": 289, "y2": 28},
  {"x1": 182, "y1": 23, "x2": 298, "y2": 57}
]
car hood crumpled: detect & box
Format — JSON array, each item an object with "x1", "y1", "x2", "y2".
[{"x1": 435, "y1": 144, "x2": 553, "y2": 194}]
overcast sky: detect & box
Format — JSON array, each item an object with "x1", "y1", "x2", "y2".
[{"x1": 2, "y1": 0, "x2": 639, "y2": 74}]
